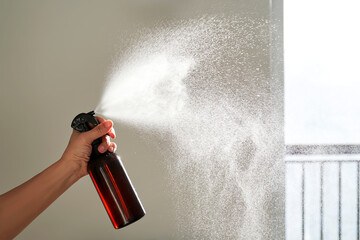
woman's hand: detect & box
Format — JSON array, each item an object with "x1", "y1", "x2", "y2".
[
  {"x1": 0, "y1": 116, "x2": 118, "y2": 239},
  {"x1": 61, "y1": 116, "x2": 117, "y2": 178}
]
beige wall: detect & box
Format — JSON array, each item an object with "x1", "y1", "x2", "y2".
[{"x1": 0, "y1": 1, "x2": 283, "y2": 239}]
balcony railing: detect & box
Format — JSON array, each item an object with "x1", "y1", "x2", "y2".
[{"x1": 286, "y1": 145, "x2": 360, "y2": 240}]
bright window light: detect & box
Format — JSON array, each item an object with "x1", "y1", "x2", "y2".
[{"x1": 284, "y1": 0, "x2": 360, "y2": 145}]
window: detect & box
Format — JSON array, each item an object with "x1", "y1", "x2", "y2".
[{"x1": 284, "y1": 1, "x2": 360, "y2": 239}]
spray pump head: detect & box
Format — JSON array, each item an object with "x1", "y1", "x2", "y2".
[
  {"x1": 71, "y1": 110, "x2": 99, "y2": 132},
  {"x1": 71, "y1": 111, "x2": 104, "y2": 153}
]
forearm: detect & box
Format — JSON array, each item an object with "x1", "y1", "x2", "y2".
[{"x1": 0, "y1": 159, "x2": 82, "y2": 240}]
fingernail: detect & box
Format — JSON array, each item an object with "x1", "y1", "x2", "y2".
[
  {"x1": 111, "y1": 128, "x2": 116, "y2": 138},
  {"x1": 109, "y1": 146, "x2": 114, "y2": 152},
  {"x1": 99, "y1": 145, "x2": 106, "y2": 153}
]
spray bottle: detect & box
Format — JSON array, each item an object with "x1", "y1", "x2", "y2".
[{"x1": 71, "y1": 111, "x2": 145, "y2": 229}]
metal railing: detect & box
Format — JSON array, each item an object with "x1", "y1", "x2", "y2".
[{"x1": 286, "y1": 145, "x2": 360, "y2": 240}]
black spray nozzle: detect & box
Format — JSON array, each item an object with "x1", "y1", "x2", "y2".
[
  {"x1": 71, "y1": 110, "x2": 99, "y2": 133},
  {"x1": 71, "y1": 110, "x2": 103, "y2": 153}
]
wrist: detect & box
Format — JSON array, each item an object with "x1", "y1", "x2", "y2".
[{"x1": 58, "y1": 157, "x2": 87, "y2": 181}]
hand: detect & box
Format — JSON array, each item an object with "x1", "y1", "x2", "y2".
[{"x1": 61, "y1": 116, "x2": 117, "y2": 178}]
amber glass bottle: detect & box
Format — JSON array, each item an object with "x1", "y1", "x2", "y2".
[
  {"x1": 88, "y1": 149, "x2": 145, "y2": 228},
  {"x1": 71, "y1": 111, "x2": 145, "y2": 229}
]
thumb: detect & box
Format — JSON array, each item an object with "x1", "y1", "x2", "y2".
[{"x1": 83, "y1": 120, "x2": 113, "y2": 144}]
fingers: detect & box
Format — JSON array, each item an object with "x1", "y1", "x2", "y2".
[
  {"x1": 83, "y1": 120, "x2": 113, "y2": 144},
  {"x1": 96, "y1": 117, "x2": 116, "y2": 153},
  {"x1": 96, "y1": 116, "x2": 116, "y2": 139},
  {"x1": 80, "y1": 116, "x2": 117, "y2": 154},
  {"x1": 98, "y1": 135, "x2": 110, "y2": 153},
  {"x1": 98, "y1": 139, "x2": 117, "y2": 153},
  {"x1": 109, "y1": 142, "x2": 117, "y2": 152}
]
